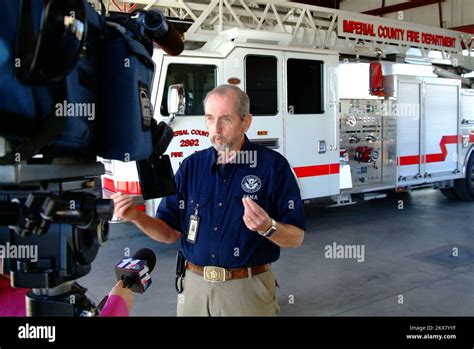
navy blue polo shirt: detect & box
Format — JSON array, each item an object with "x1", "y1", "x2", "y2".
[{"x1": 156, "y1": 135, "x2": 306, "y2": 268}]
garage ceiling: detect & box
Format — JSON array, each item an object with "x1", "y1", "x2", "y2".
[{"x1": 291, "y1": 0, "x2": 340, "y2": 9}]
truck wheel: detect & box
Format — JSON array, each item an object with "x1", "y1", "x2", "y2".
[
  {"x1": 451, "y1": 153, "x2": 474, "y2": 201},
  {"x1": 440, "y1": 188, "x2": 459, "y2": 200}
]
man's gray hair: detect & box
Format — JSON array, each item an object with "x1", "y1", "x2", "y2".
[{"x1": 204, "y1": 84, "x2": 250, "y2": 120}]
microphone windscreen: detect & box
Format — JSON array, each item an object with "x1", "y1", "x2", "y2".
[{"x1": 131, "y1": 248, "x2": 156, "y2": 272}]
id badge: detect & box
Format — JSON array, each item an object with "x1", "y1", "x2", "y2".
[{"x1": 187, "y1": 209, "x2": 200, "y2": 244}]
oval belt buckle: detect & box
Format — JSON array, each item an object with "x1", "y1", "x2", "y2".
[{"x1": 203, "y1": 266, "x2": 226, "y2": 282}]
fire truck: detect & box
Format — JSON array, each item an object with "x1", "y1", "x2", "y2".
[{"x1": 101, "y1": 0, "x2": 474, "y2": 216}]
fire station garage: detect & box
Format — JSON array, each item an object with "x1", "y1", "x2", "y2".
[
  {"x1": 1, "y1": 0, "x2": 473, "y2": 323},
  {"x1": 77, "y1": 0, "x2": 474, "y2": 317}
]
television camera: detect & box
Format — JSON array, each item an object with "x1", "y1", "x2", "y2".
[{"x1": 0, "y1": 0, "x2": 184, "y2": 316}]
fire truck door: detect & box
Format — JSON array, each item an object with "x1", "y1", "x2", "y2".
[{"x1": 283, "y1": 52, "x2": 339, "y2": 200}]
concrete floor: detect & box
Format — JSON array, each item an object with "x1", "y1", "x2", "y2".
[{"x1": 80, "y1": 189, "x2": 474, "y2": 316}]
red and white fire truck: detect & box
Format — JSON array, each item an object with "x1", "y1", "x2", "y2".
[{"x1": 101, "y1": 0, "x2": 474, "y2": 216}]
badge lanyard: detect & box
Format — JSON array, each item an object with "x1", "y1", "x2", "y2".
[{"x1": 187, "y1": 206, "x2": 200, "y2": 244}]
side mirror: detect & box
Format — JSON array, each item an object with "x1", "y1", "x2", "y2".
[{"x1": 167, "y1": 84, "x2": 186, "y2": 116}]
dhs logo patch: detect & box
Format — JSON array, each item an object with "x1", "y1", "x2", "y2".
[{"x1": 241, "y1": 175, "x2": 261, "y2": 193}]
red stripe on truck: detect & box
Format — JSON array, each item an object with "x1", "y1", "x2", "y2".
[
  {"x1": 398, "y1": 135, "x2": 461, "y2": 166},
  {"x1": 329, "y1": 163, "x2": 340, "y2": 174},
  {"x1": 293, "y1": 163, "x2": 340, "y2": 178},
  {"x1": 136, "y1": 205, "x2": 146, "y2": 212},
  {"x1": 425, "y1": 135, "x2": 460, "y2": 163},
  {"x1": 102, "y1": 177, "x2": 142, "y2": 195},
  {"x1": 104, "y1": 163, "x2": 341, "y2": 192},
  {"x1": 398, "y1": 155, "x2": 421, "y2": 166}
]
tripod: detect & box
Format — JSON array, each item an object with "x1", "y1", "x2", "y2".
[
  {"x1": 0, "y1": 163, "x2": 113, "y2": 316},
  {"x1": 27, "y1": 280, "x2": 96, "y2": 317}
]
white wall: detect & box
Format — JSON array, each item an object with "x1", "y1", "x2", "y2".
[{"x1": 340, "y1": 0, "x2": 474, "y2": 29}]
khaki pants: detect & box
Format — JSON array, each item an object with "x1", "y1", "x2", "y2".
[{"x1": 177, "y1": 269, "x2": 280, "y2": 316}]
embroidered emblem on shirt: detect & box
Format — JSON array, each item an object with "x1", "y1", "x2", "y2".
[{"x1": 241, "y1": 175, "x2": 262, "y2": 193}]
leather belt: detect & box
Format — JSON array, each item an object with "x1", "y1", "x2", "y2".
[{"x1": 186, "y1": 262, "x2": 270, "y2": 282}]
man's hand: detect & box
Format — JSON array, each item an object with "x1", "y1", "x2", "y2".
[
  {"x1": 111, "y1": 193, "x2": 181, "y2": 244},
  {"x1": 111, "y1": 192, "x2": 140, "y2": 222},
  {"x1": 242, "y1": 197, "x2": 304, "y2": 248},
  {"x1": 242, "y1": 197, "x2": 272, "y2": 233}
]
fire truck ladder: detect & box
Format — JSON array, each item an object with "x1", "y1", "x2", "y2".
[{"x1": 107, "y1": 0, "x2": 474, "y2": 70}]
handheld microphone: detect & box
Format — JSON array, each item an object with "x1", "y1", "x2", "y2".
[
  {"x1": 138, "y1": 10, "x2": 184, "y2": 56},
  {"x1": 97, "y1": 248, "x2": 156, "y2": 312},
  {"x1": 115, "y1": 248, "x2": 156, "y2": 293}
]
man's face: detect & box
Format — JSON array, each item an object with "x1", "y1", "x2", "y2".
[{"x1": 204, "y1": 92, "x2": 251, "y2": 152}]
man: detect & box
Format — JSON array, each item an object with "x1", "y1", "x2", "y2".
[{"x1": 112, "y1": 84, "x2": 306, "y2": 316}]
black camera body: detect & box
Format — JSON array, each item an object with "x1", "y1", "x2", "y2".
[
  {"x1": 1, "y1": 0, "x2": 178, "y2": 162},
  {"x1": 0, "y1": 0, "x2": 182, "y2": 316}
]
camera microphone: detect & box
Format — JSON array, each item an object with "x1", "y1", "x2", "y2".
[
  {"x1": 139, "y1": 9, "x2": 184, "y2": 56},
  {"x1": 115, "y1": 248, "x2": 156, "y2": 293}
]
